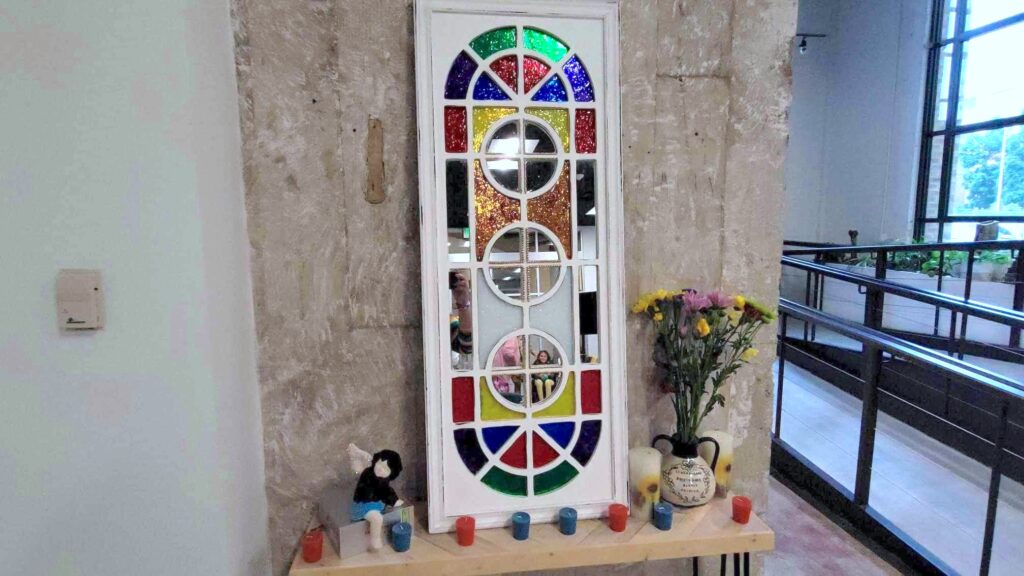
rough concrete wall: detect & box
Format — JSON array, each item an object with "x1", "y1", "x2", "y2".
[{"x1": 231, "y1": 1, "x2": 795, "y2": 574}]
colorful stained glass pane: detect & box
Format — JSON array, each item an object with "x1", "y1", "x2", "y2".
[
  {"x1": 531, "y1": 76, "x2": 568, "y2": 102},
  {"x1": 452, "y1": 376, "x2": 474, "y2": 423},
  {"x1": 473, "y1": 74, "x2": 512, "y2": 101},
  {"x1": 581, "y1": 370, "x2": 601, "y2": 414},
  {"x1": 527, "y1": 162, "x2": 572, "y2": 258},
  {"x1": 480, "y1": 376, "x2": 521, "y2": 421},
  {"x1": 500, "y1": 432, "x2": 528, "y2": 468},
  {"x1": 482, "y1": 425, "x2": 519, "y2": 454},
  {"x1": 523, "y1": 56, "x2": 551, "y2": 94},
  {"x1": 445, "y1": 51, "x2": 478, "y2": 99},
  {"x1": 534, "y1": 461, "x2": 579, "y2": 495},
  {"x1": 534, "y1": 372, "x2": 575, "y2": 418},
  {"x1": 473, "y1": 106, "x2": 516, "y2": 152},
  {"x1": 525, "y1": 108, "x2": 568, "y2": 152},
  {"x1": 562, "y1": 55, "x2": 595, "y2": 102},
  {"x1": 575, "y1": 109, "x2": 596, "y2": 154},
  {"x1": 474, "y1": 161, "x2": 520, "y2": 261},
  {"x1": 490, "y1": 55, "x2": 518, "y2": 92},
  {"x1": 470, "y1": 27, "x2": 516, "y2": 60},
  {"x1": 454, "y1": 429, "x2": 488, "y2": 474},
  {"x1": 524, "y1": 28, "x2": 568, "y2": 62},
  {"x1": 482, "y1": 467, "x2": 528, "y2": 496},
  {"x1": 571, "y1": 420, "x2": 602, "y2": 466},
  {"x1": 444, "y1": 106, "x2": 467, "y2": 152},
  {"x1": 540, "y1": 422, "x2": 575, "y2": 449},
  {"x1": 532, "y1": 432, "x2": 559, "y2": 467}
]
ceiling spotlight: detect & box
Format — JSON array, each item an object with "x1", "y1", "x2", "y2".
[
  {"x1": 795, "y1": 33, "x2": 827, "y2": 55},
  {"x1": 798, "y1": 37, "x2": 808, "y2": 54}
]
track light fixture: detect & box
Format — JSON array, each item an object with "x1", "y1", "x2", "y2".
[{"x1": 795, "y1": 33, "x2": 827, "y2": 54}]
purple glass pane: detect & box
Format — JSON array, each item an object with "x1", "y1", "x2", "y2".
[
  {"x1": 454, "y1": 429, "x2": 488, "y2": 474},
  {"x1": 445, "y1": 51, "x2": 478, "y2": 99},
  {"x1": 562, "y1": 55, "x2": 594, "y2": 102},
  {"x1": 570, "y1": 420, "x2": 602, "y2": 466}
]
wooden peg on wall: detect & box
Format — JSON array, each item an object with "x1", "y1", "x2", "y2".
[{"x1": 366, "y1": 117, "x2": 385, "y2": 204}]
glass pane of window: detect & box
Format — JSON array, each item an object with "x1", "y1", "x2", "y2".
[
  {"x1": 925, "y1": 136, "x2": 945, "y2": 218},
  {"x1": 577, "y1": 160, "x2": 598, "y2": 259},
  {"x1": 957, "y1": 21, "x2": 1024, "y2": 125},
  {"x1": 579, "y1": 265, "x2": 599, "y2": 363},
  {"x1": 964, "y1": 0, "x2": 1024, "y2": 31},
  {"x1": 486, "y1": 158, "x2": 520, "y2": 192},
  {"x1": 948, "y1": 126, "x2": 1024, "y2": 216},
  {"x1": 932, "y1": 44, "x2": 954, "y2": 131},
  {"x1": 941, "y1": 0, "x2": 959, "y2": 40},
  {"x1": 448, "y1": 269, "x2": 473, "y2": 370}
]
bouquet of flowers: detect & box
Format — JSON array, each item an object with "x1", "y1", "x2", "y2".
[{"x1": 632, "y1": 289, "x2": 775, "y2": 444}]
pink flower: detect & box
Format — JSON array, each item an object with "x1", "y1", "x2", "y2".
[
  {"x1": 707, "y1": 291, "x2": 734, "y2": 309},
  {"x1": 681, "y1": 291, "x2": 711, "y2": 312}
]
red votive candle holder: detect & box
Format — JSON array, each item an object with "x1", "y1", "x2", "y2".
[
  {"x1": 732, "y1": 496, "x2": 752, "y2": 525},
  {"x1": 301, "y1": 528, "x2": 324, "y2": 563},
  {"x1": 608, "y1": 503, "x2": 629, "y2": 532},
  {"x1": 456, "y1": 516, "x2": 476, "y2": 547}
]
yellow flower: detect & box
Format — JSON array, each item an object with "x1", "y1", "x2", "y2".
[
  {"x1": 733, "y1": 295, "x2": 746, "y2": 310},
  {"x1": 654, "y1": 289, "x2": 670, "y2": 300},
  {"x1": 741, "y1": 348, "x2": 759, "y2": 361},
  {"x1": 653, "y1": 312, "x2": 664, "y2": 322},
  {"x1": 695, "y1": 317, "x2": 711, "y2": 338},
  {"x1": 727, "y1": 309, "x2": 743, "y2": 326}
]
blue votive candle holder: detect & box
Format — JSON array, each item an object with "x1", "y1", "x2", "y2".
[
  {"x1": 512, "y1": 511, "x2": 531, "y2": 540},
  {"x1": 653, "y1": 503, "x2": 673, "y2": 531},
  {"x1": 558, "y1": 507, "x2": 578, "y2": 535},
  {"x1": 391, "y1": 521, "x2": 412, "y2": 552}
]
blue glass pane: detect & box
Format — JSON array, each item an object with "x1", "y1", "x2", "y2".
[
  {"x1": 539, "y1": 422, "x2": 575, "y2": 449},
  {"x1": 445, "y1": 51, "x2": 478, "y2": 99},
  {"x1": 531, "y1": 76, "x2": 568, "y2": 102},
  {"x1": 473, "y1": 74, "x2": 512, "y2": 101},
  {"x1": 454, "y1": 429, "x2": 488, "y2": 474},
  {"x1": 482, "y1": 425, "x2": 519, "y2": 454},
  {"x1": 562, "y1": 55, "x2": 594, "y2": 102},
  {"x1": 570, "y1": 420, "x2": 602, "y2": 466}
]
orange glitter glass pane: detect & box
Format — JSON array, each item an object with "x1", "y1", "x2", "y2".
[
  {"x1": 474, "y1": 160, "x2": 521, "y2": 261},
  {"x1": 527, "y1": 162, "x2": 572, "y2": 259}
]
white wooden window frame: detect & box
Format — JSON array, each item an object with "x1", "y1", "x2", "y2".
[{"x1": 414, "y1": 0, "x2": 625, "y2": 533}]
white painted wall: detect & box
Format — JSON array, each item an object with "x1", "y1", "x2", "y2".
[
  {"x1": 785, "y1": 0, "x2": 932, "y2": 244},
  {"x1": 0, "y1": 2, "x2": 270, "y2": 575}
]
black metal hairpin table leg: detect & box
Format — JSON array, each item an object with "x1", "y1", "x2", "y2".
[
  {"x1": 717, "y1": 552, "x2": 751, "y2": 575},
  {"x1": 692, "y1": 556, "x2": 699, "y2": 576},
  {"x1": 720, "y1": 554, "x2": 726, "y2": 576},
  {"x1": 744, "y1": 552, "x2": 750, "y2": 575}
]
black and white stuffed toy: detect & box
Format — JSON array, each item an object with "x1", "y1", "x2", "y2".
[{"x1": 347, "y1": 443, "x2": 404, "y2": 551}]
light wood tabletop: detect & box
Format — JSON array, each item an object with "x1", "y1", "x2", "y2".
[{"x1": 289, "y1": 497, "x2": 774, "y2": 575}]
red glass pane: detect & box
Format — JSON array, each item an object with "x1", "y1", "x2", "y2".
[
  {"x1": 532, "y1": 432, "x2": 559, "y2": 467},
  {"x1": 523, "y1": 56, "x2": 551, "y2": 94},
  {"x1": 452, "y1": 377, "x2": 474, "y2": 423},
  {"x1": 445, "y1": 106, "x2": 467, "y2": 153},
  {"x1": 490, "y1": 55, "x2": 518, "y2": 92},
  {"x1": 575, "y1": 109, "x2": 596, "y2": 153},
  {"x1": 581, "y1": 370, "x2": 601, "y2": 414},
  {"x1": 500, "y1": 432, "x2": 528, "y2": 469}
]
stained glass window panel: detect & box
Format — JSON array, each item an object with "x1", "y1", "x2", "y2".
[
  {"x1": 490, "y1": 55, "x2": 518, "y2": 92},
  {"x1": 571, "y1": 420, "x2": 602, "y2": 466},
  {"x1": 473, "y1": 74, "x2": 512, "y2": 101},
  {"x1": 474, "y1": 160, "x2": 520, "y2": 259},
  {"x1": 527, "y1": 162, "x2": 572, "y2": 258},
  {"x1": 532, "y1": 432, "x2": 559, "y2": 467},
  {"x1": 575, "y1": 109, "x2": 596, "y2": 154},
  {"x1": 532, "y1": 76, "x2": 569, "y2": 102},
  {"x1": 534, "y1": 372, "x2": 575, "y2": 418},
  {"x1": 525, "y1": 108, "x2": 568, "y2": 152},
  {"x1": 524, "y1": 27, "x2": 568, "y2": 62},
  {"x1": 581, "y1": 370, "x2": 601, "y2": 414},
  {"x1": 454, "y1": 429, "x2": 488, "y2": 474},
  {"x1": 444, "y1": 106, "x2": 467, "y2": 152},
  {"x1": 470, "y1": 27, "x2": 517, "y2": 60},
  {"x1": 499, "y1": 432, "x2": 528, "y2": 468},
  {"x1": 540, "y1": 422, "x2": 574, "y2": 449},
  {"x1": 523, "y1": 56, "x2": 551, "y2": 94},
  {"x1": 562, "y1": 55, "x2": 595, "y2": 102},
  {"x1": 452, "y1": 377, "x2": 474, "y2": 423},
  {"x1": 481, "y1": 467, "x2": 527, "y2": 496},
  {"x1": 472, "y1": 107, "x2": 516, "y2": 152},
  {"x1": 480, "y1": 377, "x2": 522, "y2": 421},
  {"x1": 482, "y1": 425, "x2": 519, "y2": 454},
  {"x1": 445, "y1": 51, "x2": 478, "y2": 99},
  {"x1": 534, "y1": 461, "x2": 579, "y2": 494}
]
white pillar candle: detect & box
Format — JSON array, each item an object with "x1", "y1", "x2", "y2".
[
  {"x1": 698, "y1": 430, "x2": 733, "y2": 498},
  {"x1": 628, "y1": 447, "x2": 662, "y2": 519}
]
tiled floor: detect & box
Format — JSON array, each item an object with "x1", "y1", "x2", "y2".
[
  {"x1": 774, "y1": 361, "x2": 1024, "y2": 575},
  {"x1": 764, "y1": 477, "x2": 900, "y2": 575}
]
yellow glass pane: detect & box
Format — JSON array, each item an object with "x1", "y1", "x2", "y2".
[
  {"x1": 525, "y1": 107, "x2": 569, "y2": 152},
  {"x1": 473, "y1": 107, "x2": 517, "y2": 152},
  {"x1": 480, "y1": 377, "x2": 522, "y2": 421},
  {"x1": 534, "y1": 372, "x2": 575, "y2": 418}
]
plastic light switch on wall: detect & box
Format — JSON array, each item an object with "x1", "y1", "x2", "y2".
[{"x1": 56, "y1": 269, "x2": 104, "y2": 330}]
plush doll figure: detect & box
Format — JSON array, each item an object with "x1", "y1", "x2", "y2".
[{"x1": 347, "y1": 443, "x2": 404, "y2": 551}]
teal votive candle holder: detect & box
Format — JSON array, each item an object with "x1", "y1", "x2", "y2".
[
  {"x1": 558, "y1": 507, "x2": 578, "y2": 535},
  {"x1": 391, "y1": 521, "x2": 412, "y2": 552},
  {"x1": 512, "y1": 511, "x2": 531, "y2": 540},
  {"x1": 653, "y1": 503, "x2": 673, "y2": 531}
]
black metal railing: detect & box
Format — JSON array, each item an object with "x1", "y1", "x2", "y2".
[{"x1": 774, "y1": 299, "x2": 1024, "y2": 576}]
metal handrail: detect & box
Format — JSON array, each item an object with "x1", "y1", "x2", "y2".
[
  {"x1": 782, "y1": 256, "x2": 1024, "y2": 330},
  {"x1": 784, "y1": 239, "x2": 1024, "y2": 256}
]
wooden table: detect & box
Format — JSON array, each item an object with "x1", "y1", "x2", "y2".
[{"x1": 289, "y1": 498, "x2": 773, "y2": 576}]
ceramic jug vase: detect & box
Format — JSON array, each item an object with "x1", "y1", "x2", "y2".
[{"x1": 652, "y1": 434, "x2": 720, "y2": 507}]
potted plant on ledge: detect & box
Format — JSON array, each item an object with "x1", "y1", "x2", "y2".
[{"x1": 632, "y1": 289, "x2": 775, "y2": 507}]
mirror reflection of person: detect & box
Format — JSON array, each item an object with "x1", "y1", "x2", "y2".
[
  {"x1": 450, "y1": 272, "x2": 472, "y2": 369},
  {"x1": 493, "y1": 338, "x2": 522, "y2": 402},
  {"x1": 532, "y1": 349, "x2": 556, "y2": 402}
]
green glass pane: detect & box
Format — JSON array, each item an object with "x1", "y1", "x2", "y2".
[
  {"x1": 524, "y1": 28, "x2": 568, "y2": 63},
  {"x1": 482, "y1": 467, "x2": 528, "y2": 496},
  {"x1": 534, "y1": 461, "x2": 578, "y2": 494},
  {"x1": 470, "y1": 27, "x2": 517, "y2": 60}
]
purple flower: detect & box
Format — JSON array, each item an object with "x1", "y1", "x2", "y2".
[
  {"x1": 707, "y1": 291, "x2": 734, "y2": 309},
  {"x1": 681, "y1": 291, "x2": 711, "y2": 312}
]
